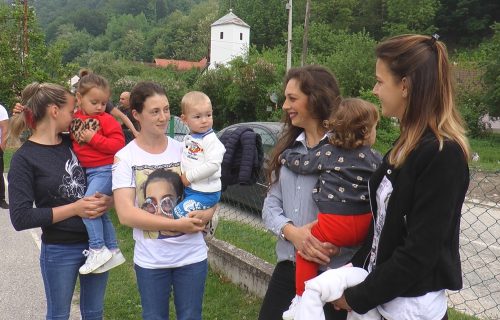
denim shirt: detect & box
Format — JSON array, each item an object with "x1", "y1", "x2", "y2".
[{"x1": 262, "y1": 132, "x2": 357, "y2": 267}]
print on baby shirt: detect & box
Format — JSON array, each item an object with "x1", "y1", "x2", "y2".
[
  {"x1": 58, "y1": 150, "x2": 86, "y2": 200},
  {"x1": 185, "y1": 137, "x2": 203, "y2": 160},
  {"x1": 133, "y1": 164, "x2": 183, "y2": 239}
]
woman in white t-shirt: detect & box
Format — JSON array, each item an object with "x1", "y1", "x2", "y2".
[{"x1": 112, "y1": 81, "x2": 215, "y2": 320}]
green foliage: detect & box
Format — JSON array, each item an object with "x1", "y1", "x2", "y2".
[
  {"x1": 195, "y1": 57, "x2": 282, "y2": 128},
  {"x1": 479, "y1": 23, "x2": 500, "y2": 117},
  {"x1": 293, "y1": 27, "x2": 376, "y2": 97},
  {"x1": 0, "y1": 3, "x2": 69, "y2": 109},
  {"x1": 382, "y1": 0, "x2": 439, "y2": 37},
  {"x1": 436, "y1": 0, "x2": 500, "y2": 47},
  {"x1": 218, "y1": 0, "x2": 287, "y2": 50},
  {"x1": 152, "y1": 1, "x2": 218, "y2": 60},
  {"x1": 457, "y1": 92, "x2": 490, "y2": 138}
]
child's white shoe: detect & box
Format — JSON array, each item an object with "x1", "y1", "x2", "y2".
[
  {"x1": 79, "y1": 247, "x2": 112, "y2": 274},
  {"x1": 93, "y1": 249, "x2": 126, "y2": 273},
  {"x1": 282, "y1": 295, "x2": 302, "y2": 320}
]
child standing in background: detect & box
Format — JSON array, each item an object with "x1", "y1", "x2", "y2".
[
  {"x1": 174, "y1": 92, "x2": 225, "y2": 229},
  {"x1": 72, "y1": 71, "x2": 126, "y2": 274},
  {"x1": 281, "y1": 98, "x2": 382, "y2": 319}
]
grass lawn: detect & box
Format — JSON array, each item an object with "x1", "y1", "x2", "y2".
[{"x1": 104, "y1": 212, "x2": 262, "y2": 319}]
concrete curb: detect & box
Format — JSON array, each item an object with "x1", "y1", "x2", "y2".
[{"x1": 207, "y1": 237, "x2": 274, "y2": 298}]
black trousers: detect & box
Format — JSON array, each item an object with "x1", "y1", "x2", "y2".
[
  {"x1": 0, "y1": 148, "x2": 5, "y2": 201},
  {"x1": 258, "y1": 260, "x2": 347, "y2": 320}
]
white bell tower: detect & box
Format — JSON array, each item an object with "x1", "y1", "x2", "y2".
[{"x1": 209, "y1": 9, "x2": 250, "y2": 69}]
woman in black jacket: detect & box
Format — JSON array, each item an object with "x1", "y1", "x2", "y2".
[{"x1": 333, "y1": 34, "x2": 470, "y2": 320}]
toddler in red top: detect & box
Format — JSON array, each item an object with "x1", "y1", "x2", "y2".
[{"x1": 71, "y1": 71, "x2": 126, "y2": 275}]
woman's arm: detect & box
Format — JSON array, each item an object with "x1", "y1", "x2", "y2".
[
  {"x1": 283, "y1": 221, "x2": 339, "y2": 265},
  {"x1": 8, "y1": 154, "x2": 110, "y2": 231},
  {"x1": 263, "y1": 174, "x2": 338, "y2": 264},
  {"x1": 52, "y1": 193, "x2": 111, "y2": 223},
  {"x1": 113, "y1": 187, "x2": 205, "y2": 233},
  {"x1": 110, "y1": 107, "x2": 139, "y2": 137},
  {"x1": 187, "y1": 206, "x2": 217, "y2": 225}
]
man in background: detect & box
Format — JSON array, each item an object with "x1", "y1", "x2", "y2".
[
  {"x1": 118, "y1": 91, "x2": 138, "y2": 143},
  {"x1": 0, "y1": 104, "x2": 9, "y2": 209}
]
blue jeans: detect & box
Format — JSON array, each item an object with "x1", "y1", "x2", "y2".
[
  {"x1": 134, "y1": 259, "x2": 208, "y2": 320},
  {"x1": 173, "y1": 187, "x2": 220, "y2": 219},
  {"x1": 82, "y1": 165, "x2": 118, "y2": 250},
  {"x1": 40, "y1": 242, "x2": 109, "y2": 320}
]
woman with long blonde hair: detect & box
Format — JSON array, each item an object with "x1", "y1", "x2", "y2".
[{"x1": 333, "y1": 34, "x2": 470, "y2": 320}]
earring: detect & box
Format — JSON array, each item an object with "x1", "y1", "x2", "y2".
[{"x1": 403, "y1": 92, "x2": 407, "y2": 98}]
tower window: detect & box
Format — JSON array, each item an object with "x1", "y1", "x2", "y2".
[
  {"x1": 220, "y1": 32, "x2": 224, "y2": 39},
  {"x1": 240, "y1": 33, "x2": 243, "y2": 40}
]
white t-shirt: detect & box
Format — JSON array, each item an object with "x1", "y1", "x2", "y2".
[
  {"x1": 371, "y1": 175, "x2": 447, "y2": 320},
  {"x1": 112, "y1": 137, "x2": 207, "y2": 269},
  {"x1": 0, "y1": 104, "x2": 9, "y2": 141}
]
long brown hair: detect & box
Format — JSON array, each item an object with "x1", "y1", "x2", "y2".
[
  {"x1": 376, "y1": 34, "x2": 470, "y2": 167},
  {"x1": 266, "y1": 65, "x2": 341, "y2": 185}
]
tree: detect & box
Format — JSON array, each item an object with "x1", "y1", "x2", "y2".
[
  {"x1": 152, "y1": 1, "x2": 217, "y2": 60},
  {"x1": 218, "y1": 0, "x2": 288, "y2": 49},
  {"x1": 0, "y1": 3, "x2": 69, "y2": 109},
  {"x1": 481, "y1": 23, "x2": 500, "y2": 117},
  {"x1": 436, "y1": 0, "x2": 500, "y2": 47},
  {"x1": 382, "y1": 0, "x2": 439, "y2": 36}
]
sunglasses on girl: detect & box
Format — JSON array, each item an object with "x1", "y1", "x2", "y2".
[{"x1": 141, "y1": 196, "x2": 177, "y2": 218}]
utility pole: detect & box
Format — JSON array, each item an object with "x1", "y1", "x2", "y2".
[
  {"x1": 301, "y1": 0, "x2": 311, "y2": 66},
  {"x1": 22, "y1": 0, "x2": 29, "y2": 75},
  {"x1": 286, "y1": 0, "x2": 292, "y2": 71}
]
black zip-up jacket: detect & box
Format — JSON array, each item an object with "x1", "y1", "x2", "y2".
[{"x1": 344, "y1": 131, "x2": 470, "y2": 314}]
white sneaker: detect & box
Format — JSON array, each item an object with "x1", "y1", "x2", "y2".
[
  {"x1": 93, "y1": 250, "x2": 126, "y2": 273},
  {"x1": 79, "y1": 247, "x2": 112, "y2": 274},
  {"x1": 282, "y1": 295, "x2": 302, "y2": 320}
]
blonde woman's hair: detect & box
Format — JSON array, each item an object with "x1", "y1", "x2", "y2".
[
  {"x1": 376, "y1": 34, "x2": 470, "y2": 167},
  {"x1": 326, "y1": 98, "x2": 379, "y2": 149},
  {"x1": 10, "y1": 83, "x2": 71, "y2": 138}
]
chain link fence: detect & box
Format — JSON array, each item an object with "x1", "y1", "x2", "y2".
[
  {"x1": 167, "y1": 120, "x2": 499, "y2": 319},
  {"x1": 215, "y1": 167, "x2": 500, "y2": 319}
]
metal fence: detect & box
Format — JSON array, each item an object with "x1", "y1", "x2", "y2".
[{"x1": 215, "y1": 169, "x2": 500, "y2": 320}]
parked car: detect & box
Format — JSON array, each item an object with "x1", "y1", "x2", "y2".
[
  {"x1": 165, "y1": 116, "x2": 190, "y2": 141},
  {"x1": 216, "y1": 122, "x2": 283, "y2": 213}
]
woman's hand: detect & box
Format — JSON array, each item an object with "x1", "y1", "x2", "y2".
[
  {"x1": 187, "y1": 206, "x2": 216, "y2": 225},
  {"x1": 12, "y1": 103, "x2": 25, "y2": 115},
  {"x1": 76, "y1": 193, "x2": 111, "y2": 219},
  {"x1": 172, "y1": 217, "x2": 205, "y2": 233},
  {"x1": 290, "y1": 221, "x2": 339, "y2": 265},
  {"x1": 331, "y1": 294, "x2": 352, "y2": 312}
]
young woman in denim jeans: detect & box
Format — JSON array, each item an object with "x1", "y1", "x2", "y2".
[
  {"x1": 8, "y1": 83, "x2": 113, "y2": 319},
  {"x1": 112, "y1": 81, "x2": 216, "y2": 320}
]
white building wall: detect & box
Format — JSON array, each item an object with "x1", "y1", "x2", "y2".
[{"x1": 210, "y1": 24, "x2": 250, "y2": 69}]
